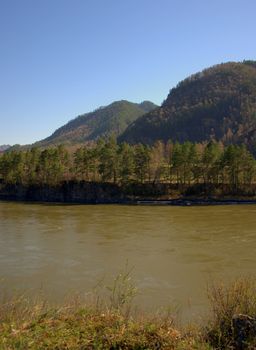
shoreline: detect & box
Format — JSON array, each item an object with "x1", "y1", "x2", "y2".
[
  {"x1": 1, "y1": 196, "x2": 256, "y2": 206},
  {"x1": 1, "y1": 278, "x2": 256, "y2": 349},
  {"x1": 1, "y1": 181, "x2": 256, "y2": 206},
  {"x1": 135, "y1": 198, "x2": 256, "y2": 206}
]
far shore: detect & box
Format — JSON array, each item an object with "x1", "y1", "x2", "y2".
[
  {"x1": 135, "y1": 198, "x2": 256, "y2": 206},
  {"x1": 1, "y1": 181, "x2": 256, "y2": 206},
  {"x1": 1, "y1": 196, "x2": 256, "y2": 206}
]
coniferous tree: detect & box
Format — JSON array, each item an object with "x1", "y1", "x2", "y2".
[
  {"x1": 98, "y1": 136, "x2": 118, "y2": 183},
  {"x1": 134, "y1": 144, "x2": 150, "y2": 183},
  {"x1": 118, "y1": 143, "x2": 135, "y2": 184}
]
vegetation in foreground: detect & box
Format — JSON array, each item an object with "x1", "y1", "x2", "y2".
[{"x1": 1, "y1": 275, "x2": 256, "y2": 349}]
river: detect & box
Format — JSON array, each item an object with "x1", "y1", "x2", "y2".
[{"x1": 1, "y1": 201, "x2": 256, "y2": 321}]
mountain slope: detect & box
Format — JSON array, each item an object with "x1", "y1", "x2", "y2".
[
  {"x1": 120, "y1": 61, "x2": 256, "y2": 151},
  {"x1": 0, "y1": 145, "x2": 11, "y2": 152},
  {"x1": 37, "y1": 100, "x2": 157, "y2": 146}
]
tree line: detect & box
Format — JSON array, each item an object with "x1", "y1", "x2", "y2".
[{"x1": 0, "y1": 139, "x2": 255, "y2": 191}]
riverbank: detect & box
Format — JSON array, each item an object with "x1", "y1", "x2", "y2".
[
  {"x1": 1, "y1": 277, "x2": 256, "y2": 349},
  {"x1": 0, "y1": 299, "x2": 204, "y2": 350},
  {"x1": 1, "y1": 181, "x2": 256, "y2": 205}
]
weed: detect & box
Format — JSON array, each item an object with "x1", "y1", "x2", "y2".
[{"x1": 206, "y1": 277, "x2": 256, "y2": 348}]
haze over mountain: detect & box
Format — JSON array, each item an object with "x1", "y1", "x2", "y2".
[
  {"x1": 120, "y1": 61, "x2": 256, "y2": 152},
  {"x1": 0, "y1": 145, "x2": 11, "y2": 152},
  {"x1": 36, "y1": 100, "x2": 157, "y2": 147}
]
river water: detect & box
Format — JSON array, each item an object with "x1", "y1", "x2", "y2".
[{"x1": 1, "y1": 201, "x2": 256, "y2": 321}]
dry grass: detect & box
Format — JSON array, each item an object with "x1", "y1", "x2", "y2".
[
  {"x1": 5, "y1": 274, "x2": 256, "y2": 349},
  {"x1": 206, "y1": 277, "x2": 256, "y2": 349},
  {"x1": 0, "y1": 296, "x2": 184, "y2": 349},
  {"x1": 0, "y1": 270, "x2": 213, "y2": 349}
]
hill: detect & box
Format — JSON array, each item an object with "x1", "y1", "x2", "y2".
[
  {"x1": 120, "y1": 61, "x2": 256, "y2": 152},
  {"x1": 0, "y1": 145, "x2": 11, "y2": 153},
  {"x1": 36, "y1": 100, "x2": 157, "y2": 147}
]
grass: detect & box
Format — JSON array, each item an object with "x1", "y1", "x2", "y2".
[
  {"x1": 0, "y1": 295, "x2": 203, "y2": 349},
  {"x1": 1, "y1": 276, "x2": 256, "y2": 349},
  {"x1": 206, "y1": 277, "x2": 256, "y2": 349}
]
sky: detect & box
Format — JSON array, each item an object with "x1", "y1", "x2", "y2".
[{"x1": 0, "y1": 0, "x2": 256, "y2": 145}]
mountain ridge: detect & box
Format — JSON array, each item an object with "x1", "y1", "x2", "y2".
[
  {"x1": 120, "y1": 61, "x2": 256, "y2": 152},
  {"x1": 0, "y1": 145, "x2": 11, "y2": 152},
  {"x1": 35, "y1": 100, "x2": 157, "y2": 147}
]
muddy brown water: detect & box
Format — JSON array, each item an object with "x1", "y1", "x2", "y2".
[{"x1": 1, "y1": 201, "x2": 256, "y2": 321}]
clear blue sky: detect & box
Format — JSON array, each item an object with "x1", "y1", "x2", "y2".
[{"x1": 0, "y1": 0, "x2": 255, "y2": 145}]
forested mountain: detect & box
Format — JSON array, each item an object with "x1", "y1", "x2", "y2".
[
  {"x1": 36, "y1": 100, "x2": 157, "y2": 147},
  {"x1": 120, "y1": 61, "x2": 256, "y2": 152}
]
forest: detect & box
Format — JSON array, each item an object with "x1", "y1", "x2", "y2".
[
  {"x1": 0, "y1": 138, "x2": 256, "y2": 196},
  {"x1": 120, "y1": 61, "x2": 256, "y2": 149}
]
